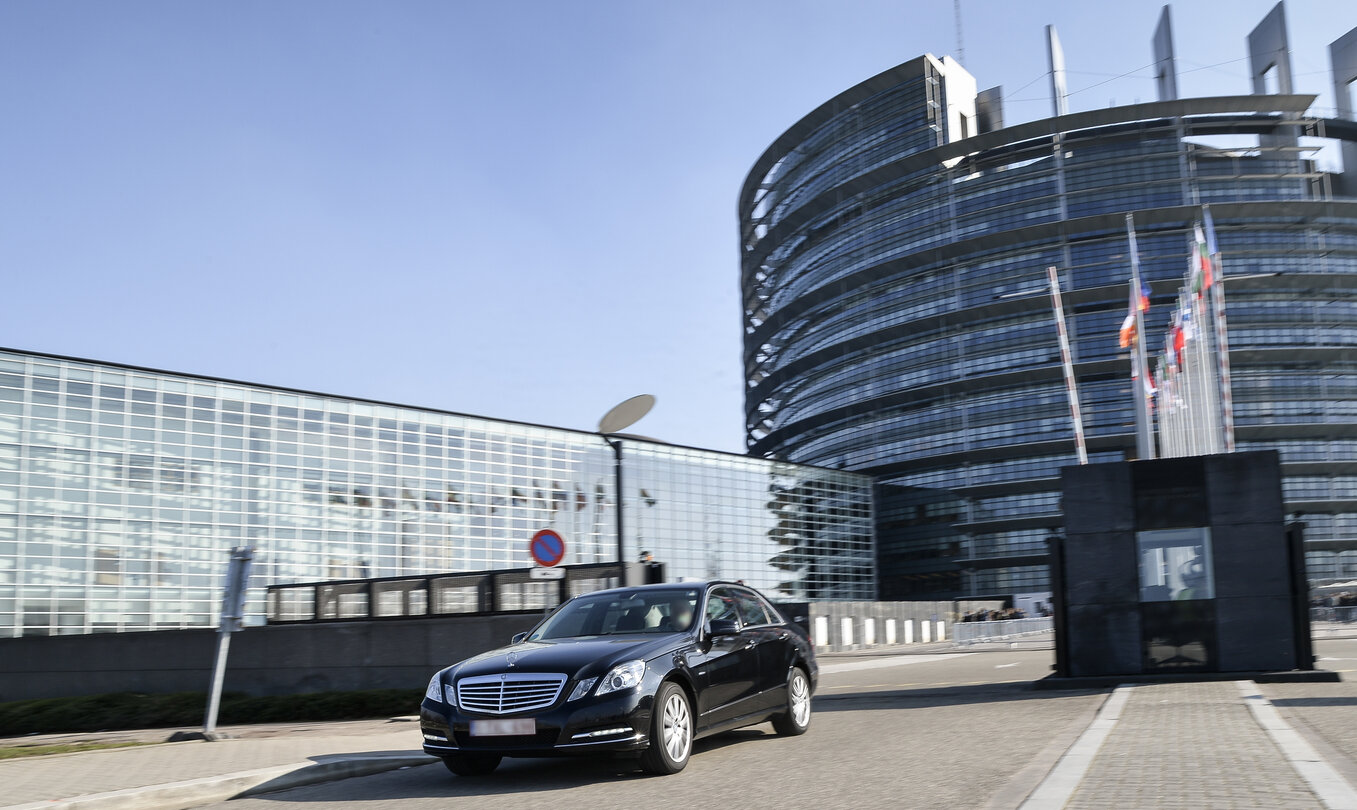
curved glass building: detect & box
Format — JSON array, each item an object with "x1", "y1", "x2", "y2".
[{"x1": 740, "y1": 23, "x2": 1357, "y2": 598}]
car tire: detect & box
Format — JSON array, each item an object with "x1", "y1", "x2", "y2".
[
  {"x1": 640, "y1": 681, "x2": 692, "y2": 775},
  {"x1": 771, "y1": 666, "x2": 812, "y2": 736},
  {"x1": 441, "y1": 752, "x2": 502, "y2": 776}
]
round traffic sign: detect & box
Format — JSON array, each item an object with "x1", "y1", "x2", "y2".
[{"x1": 530, "y1": 529, "x2": 567, "y2": 567}]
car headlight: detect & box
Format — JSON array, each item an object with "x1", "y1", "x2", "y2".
[
  {"x1": 425, "y1": 675, "x2": 443, "y2": 703},
  {"x1": 595, "y1": 660, "x2": 646, "y2": 697},
  {"x1": 567, "y1": 677, "x2": 598, "y2": 701}
]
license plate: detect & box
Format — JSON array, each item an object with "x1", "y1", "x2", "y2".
[{"x1": 469, "y1": 718, "x2": 536, "y2": 737}]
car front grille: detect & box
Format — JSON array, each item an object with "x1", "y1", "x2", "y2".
[{"x1": 456, "y1": 673, "x2": 567, "y2": 715}]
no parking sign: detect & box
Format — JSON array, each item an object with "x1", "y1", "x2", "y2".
[{"x1": 529, "y1": 529, "x2": 567, "y2": 568}]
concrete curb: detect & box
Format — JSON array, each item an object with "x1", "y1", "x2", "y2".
[{"x1": 0, "y1": 752, "x2": 436, "y2": 810}]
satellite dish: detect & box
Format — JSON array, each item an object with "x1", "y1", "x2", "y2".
[{"x1": 598, "y1": 394, "x2": 655, "y2": 435}]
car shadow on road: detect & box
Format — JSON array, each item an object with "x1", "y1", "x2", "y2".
[
  {"x1": 812, "y1": 680, "x2": 1106, "y2": 712},
  {"x1": 246, "y1": 730, "x2": 777, "y2": 802}
]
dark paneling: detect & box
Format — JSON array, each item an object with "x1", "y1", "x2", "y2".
[
  {"x1": 1063, "y1": 532, "x2": 1140, "y2": 606},
  {"x1": 1062, "y1": 462, "x2": 1134, "y2": 534},
  {"x1": 1212, "y1": 522, "x2": 1292, "y2": 600},
  {"x1": 1134, "y1": 456, "x2": 1206, "y2": 530},
  {"x1": 1206, "y1": 450, "x2": 1284, "y2": 527},
  {"x1": 1215, "y1": 596, "x2": 1300, "y2": 672},
  {"x1": 1066, "y1": 603, "x2": 1143, "y2": 677}
]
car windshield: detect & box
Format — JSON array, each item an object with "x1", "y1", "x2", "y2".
[{"x1": 528, "y1": 588, "x2": 701, "y2": 640}]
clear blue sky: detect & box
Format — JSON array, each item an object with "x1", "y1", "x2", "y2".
[{"x1": 1, "y1": 1, "x2": 1352, "y2": 452}]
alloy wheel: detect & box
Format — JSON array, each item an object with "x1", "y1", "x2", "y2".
[
  {"x1": 790, "y1": 671, "x2": 811, "y2": 728},
  {"x1": 662, "y1": 690, "x2": 691, "y2": 763}
]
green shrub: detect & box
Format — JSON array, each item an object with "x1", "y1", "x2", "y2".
[{"x1": 0, "y1": 688, "x2": 423, "y2": 736}]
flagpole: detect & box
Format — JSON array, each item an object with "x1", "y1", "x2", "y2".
[
  {"x1": 1204, "y1": 205, "x2": 1236, "y2": 452},
  {"x1": 1127, "y1": 214, "x2": 1156, "y2": 460},
  {"x1": 1047, "y1": 265, "x2": 1088, "y2": 465},
  {"x1": 1177, "y1": 288, "x2": 1198, "y2": 456}
]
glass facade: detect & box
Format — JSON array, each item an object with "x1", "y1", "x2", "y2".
[
  {"x1": 0, "y1": 349, "x2": 875, "y2": 637},
  {"x1": 740, "y1": 53, "x2": 1357, "y2": 598}
]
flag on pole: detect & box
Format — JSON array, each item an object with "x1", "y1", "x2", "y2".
[
  {"x1": 1119, "y1": 312, "x2": 1137, "y2": 348},
  {"x1": 1125, "y1": 214, "x2": 1156, "y2": 459},
  {"x1": 1192, "y1": 224, "x2": 1214, "y2": 295},
  {"x1": 1203, "y1": 206, "x2": 1219, "y2": 256}
]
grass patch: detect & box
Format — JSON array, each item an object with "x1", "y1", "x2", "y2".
[
  {"x1": 0, "y1": 741, "x2": 152, "y2": 759},
  {"x1": 0, "y1": 689, "x2": 424, "y2": 736}
]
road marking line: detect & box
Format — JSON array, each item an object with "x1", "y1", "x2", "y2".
[
  {"x1": 818, "y1": 653, "x2": 972, "y2": 674},
  {"x1": 996, "y1": 662, "x2": 1019, "y2": 668},
  {"x1": 1018, "y1": 685, "x2": 1132, "y2": 810},
  {"x1": 1237, "y1": 681, "x2": 1357, "y2": 810}
]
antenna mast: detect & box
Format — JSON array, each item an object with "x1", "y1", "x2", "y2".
[{"x1": 954, "y1": 0, "x2": 965, "y2": 64}]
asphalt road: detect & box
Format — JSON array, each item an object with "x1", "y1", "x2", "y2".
[{"x1": 206, "y1": 643, "x2": 1113, "y2": 810}]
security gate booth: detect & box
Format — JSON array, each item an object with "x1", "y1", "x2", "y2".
[{"x1": 1049, "y1": 450, "x2": 1325, "y2": 681}]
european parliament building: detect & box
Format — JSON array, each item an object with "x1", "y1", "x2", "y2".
[
  {"x1": 0, "y1": 349, "x2": 874, "y2": 637},
  {"x1": 740, "y1": 4, "x2": 1357, "y2": 598}
]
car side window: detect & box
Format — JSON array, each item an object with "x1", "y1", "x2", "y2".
[
  {"x1": 732, "y1": 589, "x2": 777, "y2": 627},
  {"x1": 705, "y1": 587, "x2": 739, "y2": 625}
]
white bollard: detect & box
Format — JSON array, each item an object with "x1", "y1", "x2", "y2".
[
  {"x1": 935, "y1": 620, "x2": 945, "y2": 642},
  {"x1": 814, "y1": 616, "x2": 829, "y2": 650},
  {"x1": 885, "y1": 618, "x2": 897, "y2": 645},
  {"x1": 841, "y1": 617, "x2": 854, "y2": 647},
  {"x1": 903, "y1": 619, "x2": 914, "y2": 644},
  {"x1": 864, "y1": 618, "x2": 876, "y2": 646},
  {"x1": 921, "y1": 620, "x2": 932, "y2": 643}
]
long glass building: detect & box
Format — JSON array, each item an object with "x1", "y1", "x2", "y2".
[
  {"x1": 0, "y1": 348, "x2": 875, "y2": 637},
  {"x1": 739, "y1": 10, "x2": 1357, "y2": 598}
]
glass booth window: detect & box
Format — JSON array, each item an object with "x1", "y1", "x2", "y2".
[{"x1": 1138, "y1": 528, "x2": 1214, "y2": 602}]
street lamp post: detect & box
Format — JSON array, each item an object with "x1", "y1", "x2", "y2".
[{"x1": 596, "y1": 395, "x2": 656, "y2": 580}]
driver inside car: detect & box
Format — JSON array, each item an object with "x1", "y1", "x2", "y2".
[{"x1": 661, "y1": 596, "x2": 696, "y2": 632}]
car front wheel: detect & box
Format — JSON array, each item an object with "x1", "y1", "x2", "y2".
[
  {"x1": 442, "y1": 752, "x2": 502, "y2": 776},
  {"x1": 771, "y1": 666, "x2": 812, "y2": 736},
  {"x1": 640, "y1": 681, "x2": 692, "y2": 775}
]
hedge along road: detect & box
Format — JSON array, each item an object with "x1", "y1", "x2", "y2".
[{"x1": 202, "y1": 647, "x2": 1109, "y2": 810}]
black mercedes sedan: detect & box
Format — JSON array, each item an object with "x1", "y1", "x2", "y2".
[{"x1": 420, "y1": 580, "x2": 815, "y2": 776}]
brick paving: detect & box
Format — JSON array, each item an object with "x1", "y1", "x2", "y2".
[
  {"x1": 0, "y1": 724, "x2": 421, "y2": 806},
  {"x1": 1065, "y1": 682, "x2": 1323, "y2": 810}
]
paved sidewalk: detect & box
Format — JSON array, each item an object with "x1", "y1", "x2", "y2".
[
  {"x1": 0, "y1": 719, "x2": 433, "y2": 810},
  {"x1": 1020, "y1": 681, "x2": 1357, "y2": 810}
]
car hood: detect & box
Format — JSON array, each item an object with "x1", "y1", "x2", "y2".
[{"x1": 449, "y1": 635, "x2": 687, "y2": 681}]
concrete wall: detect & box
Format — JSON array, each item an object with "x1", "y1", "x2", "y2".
[
  {"x1": 0, "y1": 598, "x2": 1005, "y2": 702},
  {"x1": 0, "y1": 612, "x2": 541, "y2": 702}
]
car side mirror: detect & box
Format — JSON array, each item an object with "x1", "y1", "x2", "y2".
[
  {"x1": 708, "y1": 618, "x2": 740, "y2": 638},
  {"x1": 510, "y1": 632, "x2": 528, "y2": 644}
]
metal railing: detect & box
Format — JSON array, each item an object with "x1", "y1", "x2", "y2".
[
  {"x1": 1311, "y1": 606, "x2": 1357, "y2": 625},
  {"x1": 951, "y1": 617, "x2": 1053, "y2": 645},
  {"x1": 265, "y1": 562, "x2": 630, "y2": 624}
]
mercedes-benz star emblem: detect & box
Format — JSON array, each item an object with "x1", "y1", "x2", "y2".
[{"x1": 506, "y1": 652, "x2": 519, "y2": 668}]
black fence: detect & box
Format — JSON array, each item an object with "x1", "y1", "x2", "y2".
[{"x1": 265, "y1": 562, "x2": 640, "y2": 624}]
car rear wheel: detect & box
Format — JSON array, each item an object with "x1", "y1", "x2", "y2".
[
  {"x1": 771, "y1": 666, "x2": 812, "y2": 736},
  {"x1": 640, "y1": 681, "x2": 692, "y2": 775},
  {"x1": 442, "y1": 752, "x2": 502, "y2": 776}
]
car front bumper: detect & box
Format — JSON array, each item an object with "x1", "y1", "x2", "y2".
[{"x1": 420, "y1": 687, "x2": 655, "y2": 758}]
